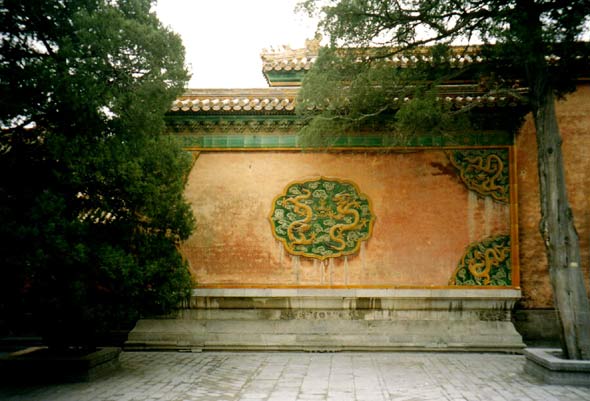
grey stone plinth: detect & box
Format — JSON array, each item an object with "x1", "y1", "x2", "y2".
[
  {"x1": 524, "y1": 348, "x2": 590, "y2": 385},
  {"x1": 126, "y1": 288, "x2": 524, "y2": 352}
]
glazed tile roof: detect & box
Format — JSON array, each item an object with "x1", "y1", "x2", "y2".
[
  {"x1": 261, "y1": 46, "x2": 318, "y2": 73},
  {"x1": 259, "y1": 38, "x2": 500, "y2": 80},
  {"x1": 260, "y1": 42, "x2": 585, "y2": 73},
  {"x1": 260, "y1": 35, "x2": 321, "y2": 75},
  {"x1": 170, "y1": 86, "x2": 526, "y2": 115},
  {"x1": 171, "y1": 89, "x2": 298, "y2": 113},
  {"x1": 260, "y1": 47, "x2": 488, "y2": 73}
]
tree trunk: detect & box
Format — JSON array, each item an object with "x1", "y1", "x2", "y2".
[{"x1": 533, "y1": 88, "x2": 590, "y2": 360}]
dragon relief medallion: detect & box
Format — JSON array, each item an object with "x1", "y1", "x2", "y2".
[{"x1": 269, "y1": 177, "x2": 375, "y2": 260}]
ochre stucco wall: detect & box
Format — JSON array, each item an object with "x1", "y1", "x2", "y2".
[
  {"x1": 182, "y1": 150, "x2": 511, "y2": 287},
  {"x1": 516, "y1": 83, "x2": 590, "y2": 308}
]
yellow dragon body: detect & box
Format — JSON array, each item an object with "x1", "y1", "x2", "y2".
[
  {"x1": 462, "y1": 154, "x2": 505, "y2": 196},
  {"x1": 466, "y1": 243, "x2": 510, "y2": 285},
  {"x1": 329, "y1": 192, "x2": 367, "y2": 251},
  {"x1": 284, "y1": 189, "x2": 315, "y2": 246}
]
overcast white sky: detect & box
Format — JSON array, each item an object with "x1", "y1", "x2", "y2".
[{"x1": 154, "y1": 0, "x2": 318, "y2": 88}]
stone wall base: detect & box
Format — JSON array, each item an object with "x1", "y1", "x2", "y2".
[{"x1": 126, "y1": 289, "x2": 525, "y2": 352}]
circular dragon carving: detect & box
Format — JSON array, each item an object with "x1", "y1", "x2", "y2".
[{"x1": 269, "y1": 177, "x2": 375, "y2": 260}]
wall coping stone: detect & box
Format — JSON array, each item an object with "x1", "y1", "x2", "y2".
[{"x1": 192, "y1": 288, "x2": 521, "y2": 299}]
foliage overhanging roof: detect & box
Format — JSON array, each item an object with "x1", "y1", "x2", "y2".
[{"x1": 168, "y1": 41, "x2": 588, "y2": 119}]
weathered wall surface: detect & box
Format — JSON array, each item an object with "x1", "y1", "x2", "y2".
[
  {"x1": 516, "y1": 83, "x2": 590, "y2": 309},
  {"x1": 182, "y1": 150, "x2": 511, "y2": 287}
]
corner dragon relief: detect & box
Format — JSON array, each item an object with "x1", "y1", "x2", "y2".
[
  {"x1": 270, "y1": 177, "x2": 375, "y2": 260},
  {"x1": 450, "y1": 235, "x2": 512, "y2": 286},
  {"x1": 447, "y1": 149, "x2": 510, "y2": 203}
]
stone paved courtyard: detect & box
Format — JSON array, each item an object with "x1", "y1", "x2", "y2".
[{"x1": 1, "y1": 351, "x2": 590, "y2": 401}]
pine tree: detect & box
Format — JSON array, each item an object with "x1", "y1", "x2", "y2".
[{"x1": 0, "y1": 0, "x2": 194, "y2": 348}]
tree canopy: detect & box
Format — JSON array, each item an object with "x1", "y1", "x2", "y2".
[
  {"x1": 0, "y1": 0, "x2": 194, "y2": 347},
  {"x1": 297, "y1": 0, "x2": 590, "y2": 359},
  {"x1": 297, "y1": 0, "x2": 590, "y2": 140}
]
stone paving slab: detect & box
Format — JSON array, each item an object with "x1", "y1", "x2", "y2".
[{"x1": 1, "y1": 351, "x2": 589, "y2": 401}]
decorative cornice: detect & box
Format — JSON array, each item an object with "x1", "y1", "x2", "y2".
[{"x1": 166, "y1": 116, "x2": 303, "y2": 134}]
